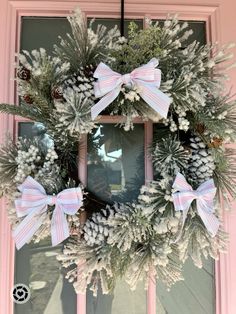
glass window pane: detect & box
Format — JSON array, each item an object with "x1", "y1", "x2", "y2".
[
  {"x1": 21, "y1": 17, "x2": 71, "y2": 53},
  {"x1": 14, "y1": 240, "x2": 76, "y2": 314},
  {"x1": 87, "y1": 123, "x2": 146, "y2": 314},
  {"x1": 18, "y1": 122, "x2": 54, "y2": 148},
  {"x1": 87, "y1": 280, "x2": 146, "y2": 314},
  {"x1": 18, "y1": 122, "x2": 34, "y2": 139},
  {"x1": 87, "y1": 124, "x2": 145, "y2": 203},
  {"x1": 185, "y1": 21, "x2": 206, "y2": 46},
  {"x1": 156, "y1": 259, "x2": 215, "y2": 314}
]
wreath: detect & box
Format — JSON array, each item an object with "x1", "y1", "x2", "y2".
[{"x1": 0, "y1": 8, "x2": 236, "y2": 296}]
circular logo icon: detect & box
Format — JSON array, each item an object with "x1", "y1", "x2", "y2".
[{"x1": 11, "y1": 283, "x2": 31, "y2": 304}]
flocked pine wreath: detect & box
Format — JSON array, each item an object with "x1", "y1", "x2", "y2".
[{"x1": 0, "y1": 8, "x2": 236, "y2": 296}]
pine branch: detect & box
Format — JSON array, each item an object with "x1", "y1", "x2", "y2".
[
  {"x1": 0, "y1": 103, "x2": 44, "y2": 122},
  {"x1": 213, "y1": 148, "x2": 236, "y2": 199},
  {"x1": 0, "y1": 138, "x2": 18, "y2": 189},
  {"x1": 54, "y1": 9, "x2": 120, "y2": 72},
  {"x1": 191, "y1": 94, "x2": 236, "y2": 141},
  {"x1": 152, "y1": 134, "x2": 190, "y2": 176},
  {"x1": 27, "y1": 77, "x2": 54, "y2": 114}
]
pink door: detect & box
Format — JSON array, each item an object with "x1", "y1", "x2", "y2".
[{"x1": 0, "y1": 1, "x2": 236, "y2": 314}]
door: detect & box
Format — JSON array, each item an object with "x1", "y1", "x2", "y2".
[{"x1": 0, "y1": 2, "x2": 236, "y2": 314}]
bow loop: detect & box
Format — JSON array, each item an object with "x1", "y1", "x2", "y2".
[
  {"x1": 131, "y1": 58, "x2": 161, "y2": 86},
  {"x1": 172, "y1": 173, "x2": 219, "y2": 237},
  {"x1": 15, "y1": 185, "x2": 47, "y2": 218},
  {"x1": 94, "y1": 75, "x2": 122, "y2": 98},
  {"x1": 13, "y1": 176, "x2": 83, "y2": 249},
  {"x1": 173, "y1": 172, "x2": 193, "y2": 192},
  {"x1": 18, "y1": 175, "x2": 46, "y2": 194},
  {"x1": 56, "y1": 188, "x2": 83, "y2": 215},
  {"x1": 91, "y1": 58, "x2": 171, "y2": 120},
  {"x1": 93, "y1": 62, "x2": 122, "y2": 98},
  {"x1": 196, "y1": 178, "x2": 216, "y2": 193},
  {"x1": 93, "y1": 62, "x2": 117, "y2": 79}
]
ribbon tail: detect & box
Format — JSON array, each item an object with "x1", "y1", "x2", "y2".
[
  {"x1": 51, "y1": 206, "x2": 70, "y2": 246},
  {"x1": 197, "y1": 207, "x2": 220, "y2": 237},
  {"x1": 91, "y1": 87, "x2": 121, "y2": 120},
  {"x1": 12, "y1": 208, "x2": 46, "y2": 250},
  {"x1": 138, "y1": 83, "x2": 171, "y2": 119}
]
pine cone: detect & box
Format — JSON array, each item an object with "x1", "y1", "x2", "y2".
[
  {"x1": 83, "y1": 210, "x2": 112, "y2": 246},
  {"x1": 17, "y1": 67, "x2": 31, "y2": 81},
  {"x1": 64, "y1": 66, "x2": 95, "y2": 99},
  {"x1": 188, "y1": 136, "x2": 215, "y2": 184},
  {"x1": 23, "y1": 95, "x2": 33, "y2": 104},
  {"x1": 195, "y1": 123, "x2": 206, "y2": 134},
  {"x1": 83, "y1": 64, "x2": 96, "y2": 78},
  {"x1": 51, "y1": 86, "x2": 64, "y2": 100}
]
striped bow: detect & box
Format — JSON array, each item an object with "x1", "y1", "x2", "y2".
[
  {"x1": 91, "y1": 58, "x2": 171, "y2": 120},
  {"x1": 172, "y1": 173, "x2": 220, "y2": 237},
  {"x1": 13, "y1": 176, "x2": 83, "y2": 249}
]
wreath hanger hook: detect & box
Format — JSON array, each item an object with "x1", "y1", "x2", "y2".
[{"x1": 120, "y1": 0, "x2": 125, "y2": 36}]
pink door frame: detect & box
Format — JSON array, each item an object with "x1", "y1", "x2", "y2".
[{"x1": 0, "y1": 1, "x2": 235, "y2": 314}]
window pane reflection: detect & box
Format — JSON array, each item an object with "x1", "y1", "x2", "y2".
[
  {"x1": 87, "y1": 124, "x2": 145, "y2": 203},
  {"x1": 87, "y1": 280, "x2": 146, "y2": 314},
  {"x1": 156, "y1": 259, "x2": 215, "y2": 314},
  {"x1": 14, "y1": 241, "x2": 76, "y2": 314},
  {"x1": 18, "y1": 122, "x2": 54, "y2": 148}
]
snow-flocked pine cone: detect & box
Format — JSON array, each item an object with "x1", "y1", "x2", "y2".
[
  {"x1": 188, "y1": 136, "x2": 215, "y2": 185},
  {"x1": 63, "y1": 65, "x2": 95, "y2": 100},
  {"x1": 83, "y1": 209, "x2": 114, "y2": 247}
]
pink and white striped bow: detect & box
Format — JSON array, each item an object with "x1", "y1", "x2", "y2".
[
  {"x1": 13, "y1": 176, "x2": 83, "y2": 249},
  {"x1": 92, "y1": 58, "x2": 171, "y2": 120},
  {"x1": 172, "y1": 173, "x2": 220, "y2": 237}
]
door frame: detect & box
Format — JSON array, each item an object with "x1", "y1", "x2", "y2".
[{"x1": 0, "y1": 1, "x2": 231, "y2": 314}]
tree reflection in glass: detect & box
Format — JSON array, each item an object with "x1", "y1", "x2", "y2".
[{"x1": 87, "y1": 124, "x2": 145, "y2": 203}]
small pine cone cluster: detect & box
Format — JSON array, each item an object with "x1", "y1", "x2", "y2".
[
  {"x1": 188, "y1": 136, "x2": 215, "y2": 184},
  {"x1": 83, "y1": 209, "x2": 113, "y2": 247},
  {"x1": 64, "y1": 65, "x2": 95, "y2": 100}
]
